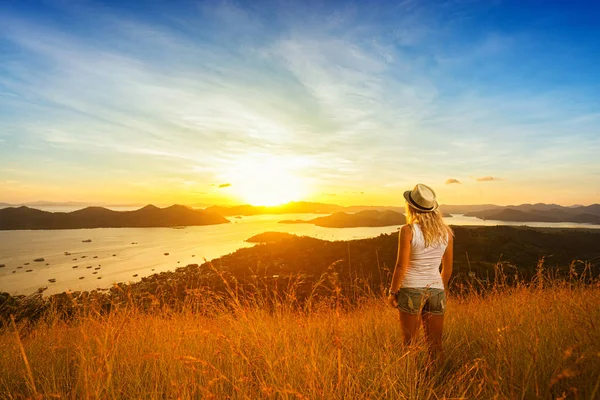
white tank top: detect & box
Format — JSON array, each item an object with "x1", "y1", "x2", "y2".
[{"x1": 400, "y1": 223, "x2": 447, "y2": 289}]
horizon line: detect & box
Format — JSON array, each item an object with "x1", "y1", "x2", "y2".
[{"x1": 1, "y1": 200, "x2": 597, "y2": 209}]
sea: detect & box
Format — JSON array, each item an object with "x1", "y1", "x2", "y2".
[{"x1": 1, "y1": 207, "x2": 599, "y2": 296}]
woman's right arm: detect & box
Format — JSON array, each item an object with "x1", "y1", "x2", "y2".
[
  {"x1": 441, "y1": 234, "x2": 454, "y2": 290},
  {"x1": 388, "y1": 225, "x2": 412, "y2": 305}
]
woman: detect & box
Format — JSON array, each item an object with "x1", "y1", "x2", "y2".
[{"x1": 388, "y1": 183, "x2": 454, "y2": 362}]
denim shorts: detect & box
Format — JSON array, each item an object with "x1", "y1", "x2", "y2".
[{"x1": 395, "y1": 287, "x2": 446, "y2": 315}]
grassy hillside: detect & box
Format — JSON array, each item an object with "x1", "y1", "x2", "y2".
[
  {"x1": 219, "y1": 226, "x2": 600, "y2": 284},
  {"x1": 1, "y1": 274, "x2": 599, "y2": 399},
  {"x1": 1, "y1": 226, "x2": 599, "y2": 398},
  {"x1": 2, "y1": 226, "x2": 599, "y2": 328}
]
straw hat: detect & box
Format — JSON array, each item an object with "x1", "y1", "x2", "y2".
[{"x1": 403, "y1": 184, "x2": 438, "y2": 212}]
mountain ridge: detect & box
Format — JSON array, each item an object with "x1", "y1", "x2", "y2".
[
  {"x1": 465, "y1": 204, "x2": 600, "y2": 224},
  {"x1": 0, "y1": 205, "x2": 229, "y2": 230}
]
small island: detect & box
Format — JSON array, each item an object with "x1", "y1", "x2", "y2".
[
  {"x1": 246, "y1": 232, "x2": 300, "y2": 243},
  {"x1": 280, "y1": 210, "x2": 407, "y2": 228}
]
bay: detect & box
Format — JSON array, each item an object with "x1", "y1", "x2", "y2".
[{"x1": 0, "y1": 212, "x2": 598, "y2": 296}]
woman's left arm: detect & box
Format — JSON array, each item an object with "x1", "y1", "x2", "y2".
[
  {"x1": 441, "y1": 233, "x2": 454, "y2": 290},
  {"x1": 387, "y1": 224, "x2": 412, "y2": 307}
]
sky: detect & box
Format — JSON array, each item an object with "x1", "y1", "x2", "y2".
[{"x1": 0, "y1": 0, "x2": 599, "y2": 207}]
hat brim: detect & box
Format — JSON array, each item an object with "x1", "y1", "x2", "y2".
[{"x1": 403, "y1": 190, "x2": 438, "y2": 213}]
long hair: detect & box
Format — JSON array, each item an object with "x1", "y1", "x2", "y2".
[{"x1": 405, "y1": 203, "x2": 453, "y2": 247}]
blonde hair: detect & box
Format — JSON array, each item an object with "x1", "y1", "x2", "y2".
[{"x1": 405, "y1": 203, "x2": 453, "y2": 247}]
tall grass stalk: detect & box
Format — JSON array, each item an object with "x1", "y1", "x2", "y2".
[{"x1": 0, "y1": 267, "x2": 599, "y2": 399}]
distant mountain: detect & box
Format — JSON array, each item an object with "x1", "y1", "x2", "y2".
[
  {"x1": 280, "y1": 210, "x2": 407, "y2": 228},
  {"x1": 488, "y1": 203, "x2": 600, "y2": 216},
  {"x1": 0, "y1": 205, "x2": 230, "y2": 230},
  {"x1": 206, "y1": 202, "x2": 413, "y2": 216},
  {"x1": 0, "y1": 201, "x2": 146, "y2": 209},
  {"x1": 571, "y1": 213, "x2": 600, "y2": 224},
  {"x1": 465, "y1": 204, "x2": 600, "y2": 224},
  {"x1": 24, "y1": 201, "x2": 92, "y2": 207},
  {"x1": 571, "y1": 204, "x2": 600, "y2": 216},
  {"x1": 204, "y1": 202, "x2": 343, "y2": 216},
  {"x1": 338, "y1": 205, "x2": 406, "y2": 213},
  {"x1": 439, "y1": 204, "x2": 503, "y2": 214}
]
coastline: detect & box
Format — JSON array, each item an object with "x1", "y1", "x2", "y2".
[
  {"x1": 2, "y1": 219, "x2": 600, "y2": 297},
  {"x1": 0, "y1": 225, "x2": 600, "y2": 295},
  {"x1": 1, "y1": 223, "x2": 599, "y2": 359}
]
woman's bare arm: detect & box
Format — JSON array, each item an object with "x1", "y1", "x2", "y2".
[
  {"x1": 441, "y1": 234, "x2": 454, "y2": 290},
  {"x1": 389, "y1": 224, "x2": 412, "y2": 293}
]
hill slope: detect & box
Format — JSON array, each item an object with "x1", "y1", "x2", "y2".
[{"x1": 1, "y1": 280, "x2": 598, "y2": 399}]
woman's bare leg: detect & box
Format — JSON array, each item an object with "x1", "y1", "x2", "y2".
[
  {"x1": 421, "y1": 312, "x2": 444, "y2": 364},
  {"x1": 399, "y1": 311, "x2": 421, "y2": 346}
]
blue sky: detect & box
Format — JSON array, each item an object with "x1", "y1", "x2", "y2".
[{"x1": 0, "y1": 0, "x2": 599, "y2": 206}]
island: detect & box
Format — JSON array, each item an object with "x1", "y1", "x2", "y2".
[
  {"x1": 0, "y1": 204, "x2": 230, "y2": 230},
  {"x1": 246, "y1": 232, "x2": 300, "y2": 243},
  {"x1": 279, "y1": 210, "x2": 406, "y2": 228},
  {"x1": 464, "y1": 204, "x2": 600, "y2": 225}
]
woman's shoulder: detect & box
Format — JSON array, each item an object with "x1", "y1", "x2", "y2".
[
  {"x1": 400, "y1": 224, "x2": 413, "y2": 238},
  {"x1": 403, "y1": 222, "x2": 421, "y2": 232}
]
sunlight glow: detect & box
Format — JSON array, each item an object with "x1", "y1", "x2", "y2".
[{"x1": 222, "y1": 156, "x2": 308, "y2": 206}]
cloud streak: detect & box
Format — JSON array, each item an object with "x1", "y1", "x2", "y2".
[
  {"x1": 477, "y1": 176, "x2": 502, "y2": 182},
  {"x1": 445, "y1": 179, "x2": 461, "y2": 184}
]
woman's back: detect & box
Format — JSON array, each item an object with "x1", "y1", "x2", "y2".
[
  {"x1": 388, "y1": 183, "x2": 453, "y2": 362},
  {"x1": 401, "y1": 223, "x2": 447, "y2": 289}
]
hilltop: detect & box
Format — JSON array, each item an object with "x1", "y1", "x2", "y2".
[
  {"x1": 0, "y1": 205, "x2": 229, "y2": 230},
  {"x1": 211, "y1": 226, "x2": 600, "y2": 290}
]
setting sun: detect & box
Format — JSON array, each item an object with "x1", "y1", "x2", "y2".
[{"x1": 222, "y1": 157, "x2": 308, "y2": 206}]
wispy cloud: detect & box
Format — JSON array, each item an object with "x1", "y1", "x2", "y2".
[
  {"x1": 218, "y1": 183, "x2": 231, "y2": 188},
  {"x1": 477, "y1": 176, "x2": 502, "y2": 182},
  {"x1": 0, "y1": 0, "x2": 598, "y2": 204},
  {"x1": 445, "y1": 179, "x2": 461, "y2": 184}
]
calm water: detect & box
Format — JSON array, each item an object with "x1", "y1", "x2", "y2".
[{"x1": 1, "y1": 212, "x2": 598, "y2": 295}]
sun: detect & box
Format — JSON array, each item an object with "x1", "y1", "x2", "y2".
[{"x1": 222, "y1": 156, "x2": 308, "y2": 206}]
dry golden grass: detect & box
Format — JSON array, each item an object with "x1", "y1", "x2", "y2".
[{"x1": 1, "y1": 279, "x2": 599, "y2": 399}]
